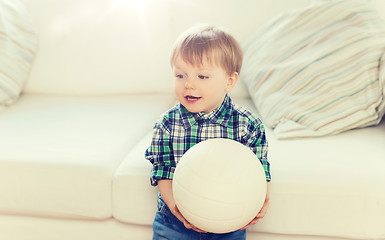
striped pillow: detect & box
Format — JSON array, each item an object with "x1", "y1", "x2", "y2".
[
  {"x1": 0, "y1": 0, "x2": 37, "y2": 107},
  {"x1": 242, "y1": 0, "x2": 385, "y2": 139}
]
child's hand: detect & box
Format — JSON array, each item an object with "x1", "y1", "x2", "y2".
[
  {"x1": 158, "y1": 180, "x2": 207, "y2": 233},
  {"x1": 240, "y1": 185, "x2": 270, "y2": 230},
  {"x1": 171, "y1": 204, "x2": 208, "y2": 233}
]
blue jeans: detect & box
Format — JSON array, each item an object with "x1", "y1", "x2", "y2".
[{"x1": 152, "y1": 194, "x2": 246, "y2": 240}]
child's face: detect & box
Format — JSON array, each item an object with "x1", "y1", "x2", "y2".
[{"x1": 173, "y1": 55, "x2": 238, "y2": 113}]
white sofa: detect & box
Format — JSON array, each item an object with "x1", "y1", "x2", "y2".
[{"x1": 0, "y1": 0, "x2": 384, "y2": 240}]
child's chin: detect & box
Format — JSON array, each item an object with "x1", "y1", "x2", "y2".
[
  {"x1": 183, "y1": 104, "x2": 203, "y2": 113},
  {"x1": 186, "y1": 107, "x2": 201, "y2": 113}
]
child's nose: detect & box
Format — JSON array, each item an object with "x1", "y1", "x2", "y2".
[{"x1": 185, "y1": 78, "x2": 195, "y2": 89}]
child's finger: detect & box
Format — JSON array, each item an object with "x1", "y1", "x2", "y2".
[
  {"x1": 239, "y1": 217, "x2": 259, "y2": 230},
  {"x1": 256, "y1": 201, "x2": 269, "y2": 218},
  {"x1": 257, "y1": 192, "x2": 270, "y2": 219}
]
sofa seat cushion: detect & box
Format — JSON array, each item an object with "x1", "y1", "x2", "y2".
[
  {"x1": 0, "y1": 94, "x2": 174, "y2": 219},
  {"x1": 113, "y1": 133, "x2": 158, "y2": 225},
  {"x1": 235, "y1": 99, "x2": 385, "y2": 239},
  {"x1": 112, "y1": 96, "x2": 385, "y2": 239}
]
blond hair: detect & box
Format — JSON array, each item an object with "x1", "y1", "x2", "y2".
[{"x1": 170, "y1": 25, "x2": 243, "y2": 74}]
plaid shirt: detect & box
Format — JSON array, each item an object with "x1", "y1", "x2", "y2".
[{"x1": 145, "y1": 95, "x2": 270, "y2": 186}]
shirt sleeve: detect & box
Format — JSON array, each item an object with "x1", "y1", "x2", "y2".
[
  {"x1": 245, "y1": 121, "x2": 271, "y2": 182},
  {"x1": 144, "y1": 121, "x2": 176, "y2": 186}
]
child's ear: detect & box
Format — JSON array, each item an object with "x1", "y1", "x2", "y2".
[{"x1": 225, "y1": 72, "x2": 239, "y2": 93}]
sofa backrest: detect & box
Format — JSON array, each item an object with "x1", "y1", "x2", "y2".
[
  {"x1": 20, "y1": 0, "x2": 175, "y2": 95},
  {"x1": 21, "y1": 0, "x2": 384, "y2": 96}
]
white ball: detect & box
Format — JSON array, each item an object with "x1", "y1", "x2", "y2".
[{"x1": 173, "y1": 138, "x2": 267, "y2": 233}]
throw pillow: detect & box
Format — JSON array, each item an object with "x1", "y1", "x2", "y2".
[
  {"x1": 242, "y1": 0, "x2": 385, "y2": 139},
  {"x1": 0, "y1": 0, "x2": 37, "y2": 107}
]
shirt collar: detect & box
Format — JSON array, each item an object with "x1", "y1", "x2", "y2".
[{"x1": 178, "y1": 94, "x2": 233, "y2": 129}]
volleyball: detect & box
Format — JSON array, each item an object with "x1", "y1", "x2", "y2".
[{"x1": 173, "y1": 138, "x2": 267, "y2": 233}]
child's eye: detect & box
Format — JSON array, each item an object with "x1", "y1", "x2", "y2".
[
  {"x1": 175, "y1": 74, "x2": 185, "y2": 79},
  {"x1": 198, "y1": 75, "x2": 208, "y2": 79}
]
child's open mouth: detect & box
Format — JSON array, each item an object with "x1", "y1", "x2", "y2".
[{"x1": 185, "y1": 95, "x2": 201, "y2": 101}]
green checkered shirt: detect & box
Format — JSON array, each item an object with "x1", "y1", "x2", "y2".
[{"x1": 145, "y1": 95, "x2": 270, "y2": 186}]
